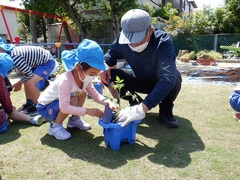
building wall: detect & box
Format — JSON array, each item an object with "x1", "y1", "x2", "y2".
[
  {"x1": 0, "y1": 9, "x2": 19, "y2": 42},
  {"x1": 138, "y1": 0, "x2": 197, "y2": 14}
]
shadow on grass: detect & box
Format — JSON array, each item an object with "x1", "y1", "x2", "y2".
[
  {"x1": 140, "y1": 112, "x2": 205, "y2": 168},
  {"x1": 40, "y1": 128, "x2": 151, "y2": 169},
  {"x1": 0, "y1": 123, "x2": 30, "y2": 144},
  {"x1": 39, "y1": 112, "x2": 204, "y2": 169}
]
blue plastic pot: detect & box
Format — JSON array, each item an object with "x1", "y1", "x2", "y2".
[{"x1": 98, "y1": 118, "x2": 141, "y2": 150}]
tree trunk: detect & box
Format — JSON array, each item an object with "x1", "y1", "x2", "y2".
[
  {"x1": 61, "y1": 2, "x2": 85, "y2": 42},
  {"x1": 62, "y1": 21, "x2": 72, "y2": 43},
  {"x1": 41, "y1": 17, "x2": 47, "y2": 43},
  {"x1": 109, "y1": 0, "x2": 120, "y2": 39},
  {"x1": 30, "y1": 0, "x2": 37, "y2": 42}
]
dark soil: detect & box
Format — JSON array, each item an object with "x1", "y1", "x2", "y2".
[{"x1": 190, "y1": 67, "x2": 240, "y2": 82}]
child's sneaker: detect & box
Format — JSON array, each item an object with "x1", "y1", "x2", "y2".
[
  {"x1": 30, "y1": 115, "x2": 46, "y2": 126},
  {"x1": 67, "y1": 116, "x2": 91, "y2": 130},
  {"x1": 48, "y1": 123, "x2": 71, "y2": 140},
  {"x1": 25, "y1": 106, "x2": 38, "y2": 116},
  {"x1": 17, "y1": 103, "x2": 32, "y2": 111},
  {"x1": 234, "y1": 113, "x2": 240, "y2": 122}
]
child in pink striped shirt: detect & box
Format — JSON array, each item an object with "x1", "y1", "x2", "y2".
[{"x1": 37, "y1": 39, "x2": 117, "y2": 140}]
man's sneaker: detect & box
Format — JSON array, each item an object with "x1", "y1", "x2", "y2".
[
  {"x1": 17, "y1": 103, "x2": 32, "y2": 111},
  {"x1": 24, "y1": 106, "x2": 38, "y2": 116},
  {"x1": 30, "y1": 115, "x2": 46, "y2": 126},
  {"x1": 234, "y1": 113, "x2": 240, "y2": 122},
  {"x1": 67, "y1": 116, "x2": 91, "y2": 130},
  {"x1": 48, "y1": 124, "x2": 71, "y2": 140}
]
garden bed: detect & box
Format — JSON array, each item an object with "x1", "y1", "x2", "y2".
[{"x1": 189, "y1": 67, "x2": 240, "y2": 83}]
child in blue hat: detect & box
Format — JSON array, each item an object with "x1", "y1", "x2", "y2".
[
  {"x1": 0, "y1": 37, "x2": 56, "y2": 116},
  {"x1": 36, "y1": 39, "x2": 117, "y2": 140},
  {"x1": 229, "y1": 84, "x2": 240, "y2": 123},
  {"x1": 0, "y1": 53, "x2": 45, "y2": 133}
]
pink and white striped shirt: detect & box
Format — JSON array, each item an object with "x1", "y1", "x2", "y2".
[{"x1": 38, "y1": 71, "x2": 107, "y2": 116}]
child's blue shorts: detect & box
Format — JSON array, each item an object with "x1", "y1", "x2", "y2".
[
  {"x1": 36, "y1": 100, "x2": 59, "y2": 121},
  {"x1": 33, "y1": 58, "x2": 56, "y2": 80}
]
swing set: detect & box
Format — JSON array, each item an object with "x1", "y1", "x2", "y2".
[{"x1": 0, "y1": 4, "x2": 77, "y2": 49}]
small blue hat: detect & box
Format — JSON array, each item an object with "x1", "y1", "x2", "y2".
[
  {"x1": 0, "y1": 53, "x2": 13, "y2": 78},
  {"x1": 0, "y1": 37, "x2": 14, "y2": 52},
  {"x1": 61, "y1": 49, "x2": 78, "y2": 71},
  {"x1": 61, "y1": 39, "x2": 107, "y2": 71}
]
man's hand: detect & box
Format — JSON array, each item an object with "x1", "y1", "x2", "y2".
[
  {"x1": 98, "y1": 64, "x2": 110, "y2": 85},
  {"x1": 115, "y1": 104, "x2": 146, "y2": 127}
]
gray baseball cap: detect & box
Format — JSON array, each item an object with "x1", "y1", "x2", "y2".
[{"x1": 119, "y1": 9, "x2": 151, "y2": 44}]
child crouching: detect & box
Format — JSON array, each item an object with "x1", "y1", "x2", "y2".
[{"x1": 36, "y1": 39, "x2": 117, "y2": 140}]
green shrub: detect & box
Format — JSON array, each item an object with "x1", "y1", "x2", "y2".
[{"x1": 196, "y1": 50, "x2": 222, "y2": 60}]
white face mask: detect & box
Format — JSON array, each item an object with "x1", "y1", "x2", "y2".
[
  {"x1": 128, "y1": 40, "x2": 149, "y2": 53},
  {"x1": 78, "y1": 69, "x2": 95, "y2": 85},
  {"x1": 128, "y1": 32, "x2": 150, "y2": 53}
]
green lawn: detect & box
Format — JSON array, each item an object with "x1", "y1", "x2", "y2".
[{"x1": 0, "y1": 82, "x2": 240, "y2": 180}]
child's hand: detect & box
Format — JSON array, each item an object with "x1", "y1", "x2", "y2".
[
  {"x1": 105, "y1": 99, "x2": 119, "y2": 112},
  {"x1": 86, "y1": 108, "x2": 104, "y2": 117},
  {"x1": 12, "y1": 81, "x2": 22, "y2": 92}
]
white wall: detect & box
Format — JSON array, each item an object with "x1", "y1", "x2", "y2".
[{"x1": 0, "y1": 8, "x2": 19, "y2": 42}]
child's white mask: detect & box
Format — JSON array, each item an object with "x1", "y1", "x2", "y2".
[{"x1": 78, "y1": 69, "x2": 95, "y2": 88}]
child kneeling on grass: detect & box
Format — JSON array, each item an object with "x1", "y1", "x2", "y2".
[
  {"x1": 0, "y1": 53, "x2": 44, "y2": 133},
  {"x1": 229, "y1": 83, "x2": 240, "y2": 122},
  {"x1": 36, "y1": 39, "x2": 117, "y2": 140}
]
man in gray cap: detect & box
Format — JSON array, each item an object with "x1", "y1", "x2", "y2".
[{"x1": 100, "y1": 9, "x2": 182, "y2": 128}]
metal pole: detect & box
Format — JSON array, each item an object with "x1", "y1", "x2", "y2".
[{"x1": 214, "y1": 34, "x2": 218, "y2": 51}]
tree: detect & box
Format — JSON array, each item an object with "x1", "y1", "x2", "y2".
[
  {"x1": 16, "y1": 0, "x2": 140, "y2": 42},
  {"x1": 212, "y1": 7, "x2": 229, "y2": 34},
  {"x1": 191, "y1": 5, "x2": 216, "y2": 35},
  {"x1": 225, "y1": 0, "x2": 240, "y2": 33},
  {"x1": 107, "y1": 0, "x2": 139, "y2": 39},
  {"x1": 16, "y1": 10, "x2": 48, "y2": 42},
  {"x1": 15, "y1": 0, "x2": 185, "y2": 42},
  {"x1": 15, "y1": 11, "x2": 30, "y2": 42},
  {"x1": 16, "y1": 22, "x2": 31, "y2": 42}
]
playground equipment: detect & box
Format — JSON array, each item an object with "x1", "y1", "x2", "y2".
[
  {"x1": 0, "y1": 4, "x2": 77, "y2": 53},
  {"x1": 0, "y1": 5, "x2": 112, "y2": 59}
]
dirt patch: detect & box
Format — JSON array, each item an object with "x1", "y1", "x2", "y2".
[{"x1": 190, "y1": 67, "x2": 240, "y2": 82}]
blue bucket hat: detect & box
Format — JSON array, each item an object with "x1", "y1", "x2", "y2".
[
  {"x1": 0, "y1": 37, "x2": 14, "y2": 52},
  {"x1": 61, "y1": 39, "x2": 107, "y2": 71},
  {"x1": 0, "y1": 53, "x2": 13, "y2": 78}
]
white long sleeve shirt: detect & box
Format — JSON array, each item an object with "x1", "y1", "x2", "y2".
[{"x1": 38, "y1": 71, "x2": 107, "y2": 116}]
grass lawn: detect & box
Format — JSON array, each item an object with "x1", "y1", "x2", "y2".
[{"x1": 0, "y1": 82, "x2": 240, "y2": 180}]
